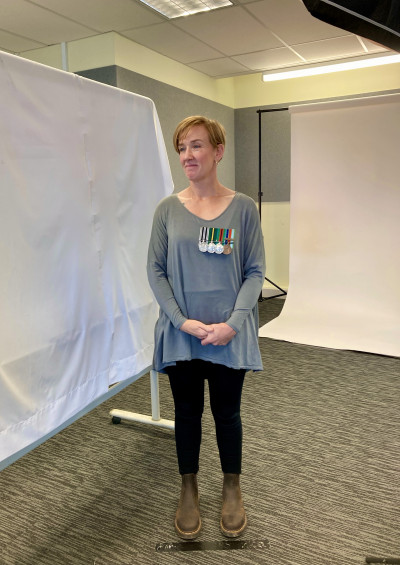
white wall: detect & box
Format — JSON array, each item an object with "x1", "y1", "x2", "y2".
[{"x1": 261, "y1": 202, "x2": 290, "y2": 296}]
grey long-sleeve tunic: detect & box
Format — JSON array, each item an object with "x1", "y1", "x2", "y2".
[{"x1": 147, "y1": 192, "x2": 266, "y2": 373}]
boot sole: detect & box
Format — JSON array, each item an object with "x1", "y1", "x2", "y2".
[
  {"x1": 220, "y1": 514, "x2": 247, "y2": 538},
  {"x1": 175, "y1": 518, "x2": 202, "y2": 540}
]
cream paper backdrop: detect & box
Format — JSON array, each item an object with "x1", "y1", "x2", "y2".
[
  {"x1": 260, "y1": 94, "x2": 400, "y2": 358},
  {"x1": 0, "y1": 51, "x2": 173, "y2": 463}
]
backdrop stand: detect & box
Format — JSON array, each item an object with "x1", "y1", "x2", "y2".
[
  {"x1": 110, "y1": 369, "x2": 174, "y2": 430},
  {"x1": 257, "y1": 107, "x2": 288, "y2": 302}
]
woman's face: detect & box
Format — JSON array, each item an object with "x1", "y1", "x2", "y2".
[{"x1": 178, "y1": 125, "x2": 223, "y2": 183}]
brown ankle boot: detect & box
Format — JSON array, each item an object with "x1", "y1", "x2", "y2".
[
  {"x1": 220, "y1": 473, "x2": 247, "y2": 537},
  {"x1": 175, "y1": 473, "x2": 202, "y2": 540}
]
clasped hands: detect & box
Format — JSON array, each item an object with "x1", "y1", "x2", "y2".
[{"x1": 180, "y1": 319, "x2": 236, "y2": 346}]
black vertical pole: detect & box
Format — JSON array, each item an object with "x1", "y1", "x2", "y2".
[
  {"x1": 257, "y1": 107, "x2": 288, "y2": 300},
  {"x1": 258, "y1": 109, "x2": 262, "y2": 221}
]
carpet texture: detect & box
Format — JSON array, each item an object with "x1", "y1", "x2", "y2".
[{"x1": 0, "y1": 299, "x2": 399, "y2": 565}]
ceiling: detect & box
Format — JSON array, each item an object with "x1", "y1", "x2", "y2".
[{"x1": 0, "y1": 0, "x2": 392, "y2": 79}]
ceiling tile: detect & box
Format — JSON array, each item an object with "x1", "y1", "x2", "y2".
[
  {"x1": 232, "y1": 46, "x2": 303, "y2": 70},
  {"x1": 173, "y1": 6, "x2": 284, "y2": 56},
  {"x1": 188, "y1": 57, "x2": 249, "y2": 77},
  {"x1": 0, "y1": 0, "x2": 394, "y2": 79},
  {"x1": 0, "y1": 29, "x2": 45, "y2": 52},
  {"x1": 0, "y1": 0, "x2": 98, "y2": 44},
  {"x1": 360, "y1": 37, "x2": 391, "y2": 53},
  {"x1": 246, "y1": 0, "x2": 348, "y2": 45},
  {"x1": 30, "y1": 0, "x2": 164, "y2": 31},
  {"x1": 293, "y1": 35, "x2": 367, "y2": 62},
  {"x1": 122, "y1": 23, "x2": 222, "y2": 63}
]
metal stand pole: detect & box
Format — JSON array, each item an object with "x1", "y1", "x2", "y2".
[
  {"x1": 109, "y1": 369, "x2": 174, "y2": 430},
  {"x1": 257, "y1": 107, "x2": 288, "y2": 301}
]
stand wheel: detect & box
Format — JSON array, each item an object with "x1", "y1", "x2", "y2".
[{"x1": 112, "y1": 416, "x2": 122, "y2": 424}]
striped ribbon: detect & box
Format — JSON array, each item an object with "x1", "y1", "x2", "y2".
[{"x1": 199, "y1": 227, "x2": 235, "y2": 247}]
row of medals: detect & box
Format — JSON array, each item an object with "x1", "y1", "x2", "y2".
[{"x1": 199, "y1": 240, "x2": 232, "y2": 254}]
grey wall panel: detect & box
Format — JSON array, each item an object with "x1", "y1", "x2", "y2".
[
  {"x1": 235, "y1": 106, "x2": 291, "y2": 203},
  {"x1": 77, "y1": 66, "x2": 118, "y2": 88},
  {"x1": 260, "y1": 109, "x2": 291, "y2": 202},
  {"x1": 234, "y1": 108, "x2": 259, "y2": 202},
  {"x1": 78, "y1": 66, "x2": 235, "y2": 193}
]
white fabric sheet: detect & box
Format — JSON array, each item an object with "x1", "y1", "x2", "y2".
[
  {"x1": 0, "y1": 51, "x2": 173, "y2": 462},
  {"x1": 260, "y1": 95, "x2": 400, "y2": 358}
]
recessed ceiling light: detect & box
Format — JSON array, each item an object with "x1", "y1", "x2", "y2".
[{"x1": 139, "y1": 0, "x2": 232, "y2": 19}]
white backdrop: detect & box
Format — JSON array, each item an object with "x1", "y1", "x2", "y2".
[
  {"x1": 260, "y1": 94, "x2": 400, "y2": 358},
  {"x1": 0, "y1": 51, "x2": 173, "y2": 463}
]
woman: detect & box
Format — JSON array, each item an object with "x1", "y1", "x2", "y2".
[{"x1": 147, "y1": 116, "x2": 265, "y2": 540}]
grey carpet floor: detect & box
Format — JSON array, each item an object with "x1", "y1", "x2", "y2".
[{"x1": 0, "y1": 299, "x2": 399, "y2": 565}]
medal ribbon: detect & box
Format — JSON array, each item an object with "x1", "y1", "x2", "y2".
[{"x1": 199, "y1": 227, "x2": 235, "y2": 246}]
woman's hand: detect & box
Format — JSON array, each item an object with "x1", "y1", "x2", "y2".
[
  {"x1": 180, "y1": 319, "x2": 212, "y2": 340},
  {"x1": 200, "y1": 323, "x2": 236, "y2": 346}
]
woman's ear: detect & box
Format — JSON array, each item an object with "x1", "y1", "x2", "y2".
[{"x1": 216, "y1": 143, "x2": 225, "y2": 162}]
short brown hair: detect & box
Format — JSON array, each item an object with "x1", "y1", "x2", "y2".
[{"x1": 173, "y1": 116, "x2": 226, "y2": 153}]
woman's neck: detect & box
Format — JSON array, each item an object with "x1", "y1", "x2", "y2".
[
  {"x1": 177, "y1": 182, "x2": 235, "y2": 220},
  {"x1": 186, "y1": 180, "x2": 231, "y2": 200}
]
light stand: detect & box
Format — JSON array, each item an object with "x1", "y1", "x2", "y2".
[{"x1": 257, "y1": 107, "x2": 288, "y2": 301}]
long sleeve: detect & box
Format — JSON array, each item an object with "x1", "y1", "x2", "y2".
[
  {"x1": 226, "y1": 200, "x2": 266, "y2": 333},
  {"x1": 147, "y1": 201, "x2": 187, "y2": 329}
]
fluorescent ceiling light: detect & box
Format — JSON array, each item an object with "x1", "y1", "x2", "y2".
[
  {"x1": 139, "y1": 0, "x2": 232, "y2": 19},
  {"x1": 262, "y1": 53, "x2": 400, "y2": 82}
]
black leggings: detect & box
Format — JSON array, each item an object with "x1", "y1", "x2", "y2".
[{"x1": 166, "y1": 359, "x2": 246, "y2": 475}]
